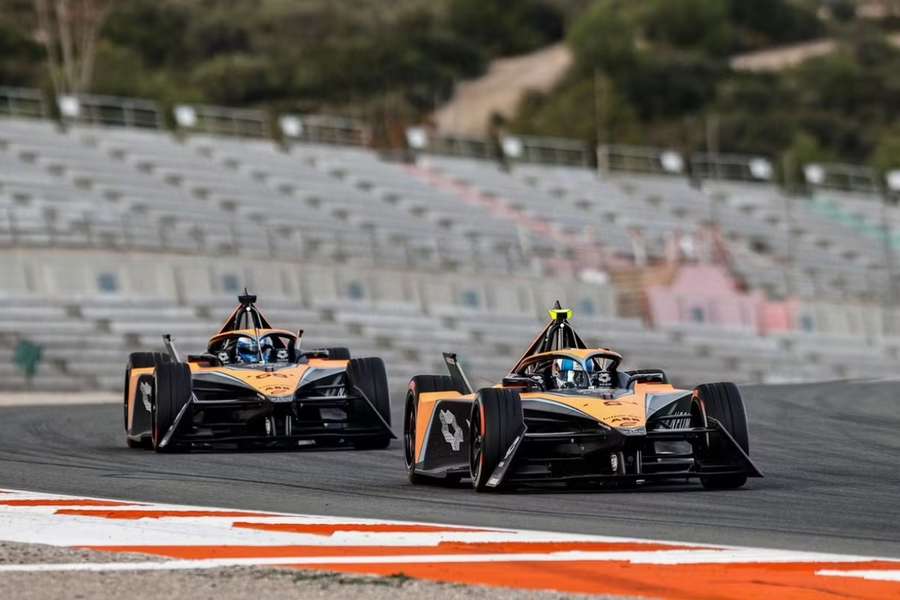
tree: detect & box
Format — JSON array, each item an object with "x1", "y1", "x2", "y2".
[
  {"x1": 33, "y1": 0, "x2": 113, "y2": 96},
  {"x1": 873, "y1": 129, "x2": 900, "y2": 174}
]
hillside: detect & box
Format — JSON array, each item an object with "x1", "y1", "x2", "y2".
[{"x1": 433, "y1": 43, "x2": 572, "y2": 136}]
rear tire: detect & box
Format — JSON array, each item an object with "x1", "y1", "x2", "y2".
[
  {"x1": 124, "y1": 352, "x2": 170, "y2": 449},
  {"x1": 325, "y1": 347, "x2": 351, "y2": 360},
  {"x1": 694, "y1": 382, "x2": 749, "y2": 490},
  {"x1": 404, "y1": 375, "x2": 455, "y2": 484},
  {"x1": 151, "y1": 362, "x2": 192, "y2": 453},
  {"x1": 469, "y1": 388, "x2": 523, "y2": 492},
  {"x1": 347, "y1": 357, "x2": 391, "y2": 450}
]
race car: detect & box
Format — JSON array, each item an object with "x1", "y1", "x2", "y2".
[
  {"x1": 124, "y1": 292, "x2": 393, "y2": 452},
  {"x1": 404, "y1": 304, "x2": 762, "y2": 491}
]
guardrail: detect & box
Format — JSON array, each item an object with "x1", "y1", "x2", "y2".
[
  {"x1": 1, "y1": 85, "x2": 896, "y2": 192},
  {"x1": 279, "y1": 114, "x2": 369, "y2": 146},
  {"x1": 419, "y1": 134, "x2": 495, "y2": 160},
  {"x1": 0, "y1": 87, "x2": 47, "y2": 119},
  {"x1": 58, "y1": 94, "x2": 163, "y2": 129},
  {"x1": 504, "y1": 135, "x2": 590, "y2": 167},
  {"x1": 174, "y1": 104, "x2": 269, "y2": 137},
  {"x1": 692, "y1": 153, "x2": 774, "y2": 183},
  {"x1": 803, "y1": 163, "x2": 881, "y2": 195},
  {"x1": 598, "y1": 144, "x2": 685, "y2": 176}
]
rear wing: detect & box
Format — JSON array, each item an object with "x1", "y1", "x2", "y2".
[{"x1": 442, "y1": 352, "x2": 473, "y2": 395}]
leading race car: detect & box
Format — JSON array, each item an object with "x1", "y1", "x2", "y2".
[
  {"x1": 124, "y1": 292, "x2": 394, "y2": 452},
  {"x1": 404, "y1": 304, "x2": 762, "y2": 492}
]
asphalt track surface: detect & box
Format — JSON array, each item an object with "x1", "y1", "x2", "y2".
[{"x1": 1, "y1": 381, "x2": 898, "y2": 558}]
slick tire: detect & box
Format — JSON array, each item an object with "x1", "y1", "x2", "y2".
[
  {"x1": 404, "y1": 375, "x2": 455, "y2": 484},
  {"x1": 325, "y1": 347, "x2": 351, "y2": 360},
  {"x1": 124, "y1": 352, "x2": 170, "y2": 449},
  {"x1": 151, "y1": 362, "x2": 192, "y2": 453},
  {"x1": 347, "y1": 357, "x2": 391, "y2": 450},
  {"x1": 693, "y1": 382, "x2": 749, "y2": 490},
  {"x1": 469, "y1": 388, "x2": 523, "y2": 492}
]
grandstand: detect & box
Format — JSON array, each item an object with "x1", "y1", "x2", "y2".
[{"x1": 2, "y1": 91, "x2": 899, "y2": 394}]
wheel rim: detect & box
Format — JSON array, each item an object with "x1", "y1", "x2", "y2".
[
  {"x1": 469, "y1": 404, "x2": 483, "y2": 483},
  {"x1": 404, "y1": 394, "x2": 416, "y2": 469}
]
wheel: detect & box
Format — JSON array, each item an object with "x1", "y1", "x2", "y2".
[
  {"x1": 151, "y1": 362, "x2": 192, "y2": 453},
  {"x1": 129, "y1": 352, "x2": 171, "y2": 370},
  {"x1": 124, "y1": 352, "x2": 170, "y2": 449},
  {"x1": 325, "y1": 347, "x2": 351, "y2": 360},
  {"x1": 404, "y1": 375, "x2": 455, "y2": 484},
  {"x1": 469, "y1": 388, "x2": 523, "y2": 492},
  {"x1": 346, "y1": 357, "x2": 391, "y2": 450},
  {"x1": 693, "y1": 382, "x2": 749, "y2": 490}
]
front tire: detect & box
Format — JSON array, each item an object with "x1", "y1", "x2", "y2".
[
  {"x1": 469, "y1": 388, "x2": 523, "y2": 492},
  {"x1": 347, "y1": 357, "x2": 391, "y2": 450},
  {"x1": 404, "y1": 375, "x2": 455, "y2": 484},
  {"x1": 151, "y1": 362, "x2": 192, "y2": 453},
  {"x1": 124, "y1": 352, "x2": 170, "y2": 449},
  {"x1": 693, "y1": 382, "x2": 749, "y2": 490}
]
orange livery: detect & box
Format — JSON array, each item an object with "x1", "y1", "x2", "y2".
[
  {"x1": 404, "y1": 304, "x2": 761, "y2": 491},
  {"x1": 124, "y1": 292, "x2": 393, "y2": 452}
]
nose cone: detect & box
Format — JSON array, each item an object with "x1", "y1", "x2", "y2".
[
  {"x1": 568, "y1": 394, "x2": 647, "y2": 430},
  {"x1": 228, "y1": 365, "x2": 308, "y2": 397}
]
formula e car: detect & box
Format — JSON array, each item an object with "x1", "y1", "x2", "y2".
[
  {"x1": 404, "y1": 304, "x2": 762, "y2": 491},
  {"x1": 124, "y1": 292, "x2": 394, "y2": 452}
]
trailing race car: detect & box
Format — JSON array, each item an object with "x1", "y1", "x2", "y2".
[
  {"x1": 124, "y1": 292, "x2": 393, "y2": 452},
  {"x1": 404, "y1": 304, "x2": 762, "y2": 492}
]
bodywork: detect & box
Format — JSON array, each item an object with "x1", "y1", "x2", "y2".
[
  {"x1": 124, "y1": 297, "x2": 393, "y2": 449},
  {"x1": 410, "y1": 311, "x2": 762, "y2": 488}
]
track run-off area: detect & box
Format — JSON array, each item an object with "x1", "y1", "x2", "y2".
[{"x1": 1, "y1": 380, "x2": 899, "y2": 598}]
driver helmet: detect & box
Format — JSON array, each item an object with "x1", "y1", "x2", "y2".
[
  {"x1": 259, "y1": 336, "x2": 275, "y2": 362},
  {"x1": 235, "y1": 336, "x2": 259, "y2": 363},
  {"x1": 552, "y1": 358, "x2": 585, "y2": 389}
]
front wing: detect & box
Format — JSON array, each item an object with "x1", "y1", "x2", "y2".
[
  {"x1": 413, "y1": 398, "x2": 762, "y2": 487},
  {"x1": 134, "y1": 371, "x2": 394, "y2": 448}
]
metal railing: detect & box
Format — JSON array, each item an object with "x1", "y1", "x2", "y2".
[
  {"x1": 505, "y1": 135, "x2": 591, "y2": 167},
  {"x1": 692, "y1": 152, "x2": 774, "y2": 182},
  {"x1": 175, "y1": 104, "x2": 269, "y2": 138},
  {"x1": 598, "y1": 144, "x2": 684, "y2": 176},
  {"x1": 421, "y1": 134, "x2": 495, "y2": 160},
  {"x1": 280, "y1": 114, "x2": 370, "y2": 146},
  {"x1": 0, "y1": 87, "x2": 47, "y2": 119},
  {"x1": 803, "y1": 163, "x2": 881, "y2": 195},
  {"x1": 59, "y1": 94, "x2": 163, "y2": 129}
]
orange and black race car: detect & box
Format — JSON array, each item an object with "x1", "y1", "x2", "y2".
[
  {"x1": 124, "y1": 292, "x2": 393, "y2": 452},
  {"x1": 404, "y1": 304, "x2": 762, "y2": 492}
]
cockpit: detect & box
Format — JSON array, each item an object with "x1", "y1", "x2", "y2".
[
  {"x1": 208, "y1": 332, "x2": 297, "y2": 366},
  {"x1": 512, "y1": 352, "x2": 621, "y2": 392}
]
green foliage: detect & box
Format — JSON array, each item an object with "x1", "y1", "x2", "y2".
[
  {"x1": 0, "y1": 21, "x2": 42, "y2": 86},
  {"x1": 640, "y1": 0, "x2": 733, "y2": 55},
  {"x1": 726, "y1": 0, "x2": 823, "y2": 46},
  {"x1": 0, "y1": 0, "x2": 895, "y2": 170},
  {"x1": 568, "y1": 0, "x2": 638, "y2": 75},
  {"x1": 512, "y1": 74, "x2": 639, "y2": 143},
  {"x1": 447, "y1": 0, "x2": 565, "y2": 55},
  {"x1": 782, "y1": 131, "x2": 834, "y2": 186},
  {"x1": 524, "y1": 0, "x2": 897, "y2": 169},
  {"x1": 873, "y1": 129, "x2": 900, "y2": 173}
]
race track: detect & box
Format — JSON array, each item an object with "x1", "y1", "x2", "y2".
[{"x1": 1, "y1": 381, "x2": 898, "y2": 558}]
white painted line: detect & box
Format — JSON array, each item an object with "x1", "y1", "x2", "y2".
[
  {"x1": 1, "y1": 488, "x2": 899, "y2": 571},
  {"x1": 817, "y1": 569, "x2": 900, "y2": 582},
  {"x1": 0, "y1": 393, "x2": 119, "y2": 406},
  {"x1": 3, "y1": 549, "x2": 899, "y2": 573}
]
